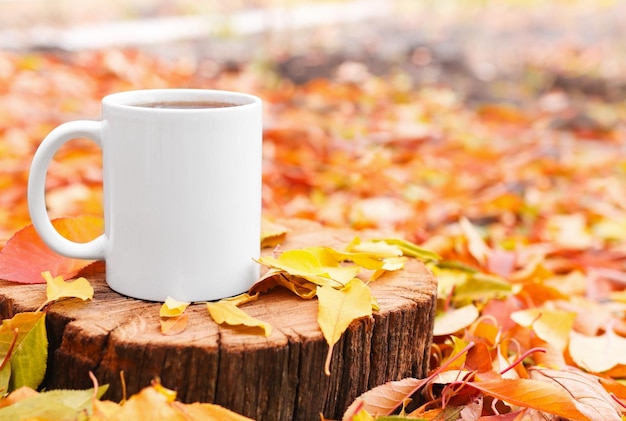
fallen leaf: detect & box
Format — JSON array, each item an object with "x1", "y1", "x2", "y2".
[
  {"x1": 317, "y1": 278, "x2": 373, "y2": 375},
  {"x1": 256, "y1": 249, "x2": 342, "y2": 287},
  {"x1": 223, "y1": 292, "x2": 260, "y2": 306},
  {"x1": 452, "y1": 273, "x2": 512, "y2": 306},
  {"x1": 530, "y1": 367, "x2": 622, "y2": 421},
  {"x1": 261, "y1": 218, "x2": 289, "y2": 248},
  {"x1": 0, "y1": 216, "x2": 104, "y2": 284},
  {"x1": 159, "y1": 297, "x2": 190, "y2": 318},
  {"x1": 250, "y1": 269, "x2": 318, "y2": 299},
  {"x1": 0, "y1": 386, "x2": 38, "y2": 409},
  {"x1": 433, "y1": 304, "x2": 479, "y2": 336},
  {"x1": 160, "y1": 315, "x2": 189, "y2": 336},
  {"x1": 342, "y1": 377, "x2": 425, "y2": 420},
  {"x1": 510, "y1": 308, "x2": 575, "y2": 352},
  {"x1": 459, "y1": 217, "x2": 491, "y2": 265},
  {"x1": 206, "y1": 301, "x2": 272, "y2": 337},
  {"x1": 0, "y1": 312, "x2": 48, "y2": 392},
  {"x1": 95, "y1": 383, "x2": 186, "y2": 421},
  {"x1": 373, "y1": 237, "x2": 441, "y2": 261},
  {"x1": 468, "y1": 377, "x2": 588, "y2": 420},
  {"x1": 0, "y1": 386, "x2": 106, "y2": 420},
  {"x1": 344, "y1": 238, "x2": 404, "y2": 259},
  {"x1": 172, "y1": 401, "x2": 255, "y2": 420},
  {"x1": 568, "y1": 327, "x2": 626, "y2": 373},
  {"x1": 42, "y1": 271, "x2": 93, "y2": 307}
]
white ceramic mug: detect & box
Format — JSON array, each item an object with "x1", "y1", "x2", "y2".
[{"x1": 28, "y1": 89, "x2": 262, "y2": 302}]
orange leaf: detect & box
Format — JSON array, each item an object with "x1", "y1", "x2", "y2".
[
  {"x1": 0, "y1": 216, "x2": 103, "y2": 284},
  {"x1": 468, "y1": 377, "x2": 589, "y2": 420},
  {"x1": 530, "y1": 367, "x2": 623, "y2": 421},
  {"x1": 160, "y1": 315, "x2": 189, "y2": 336}
]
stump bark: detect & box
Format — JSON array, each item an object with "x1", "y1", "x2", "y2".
[{"x1": 0, "y1": 219, "x2": 437, "y2": 421}]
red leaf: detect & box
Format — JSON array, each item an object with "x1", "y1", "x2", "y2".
[{"x1": 0, "y1": 216, "x2": 104, "y2": 284}]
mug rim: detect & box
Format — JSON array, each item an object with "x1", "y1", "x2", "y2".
[{"x1": 102, "y1": 88, "x2": 261, "y2": 112}]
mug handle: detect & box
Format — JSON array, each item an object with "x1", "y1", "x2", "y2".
[{"x1": 27, "y1": 120, "x2": 107, "y2": 260}]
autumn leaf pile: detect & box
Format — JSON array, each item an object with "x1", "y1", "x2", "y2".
[{"x1": 0, "y1": 36, "x2": 626, "y2": 420}]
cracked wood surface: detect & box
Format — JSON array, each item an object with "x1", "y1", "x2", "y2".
[{"x1": 0, "y1": 219, "x2": 437, "y2": 420}]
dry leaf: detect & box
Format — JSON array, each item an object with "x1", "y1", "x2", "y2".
[
  {"x1": 160, "y1": 315, "x2": 189, "y2": 336},
  {"x1": 159, "y1": 297, "x2": 190, "y2": 318},
  {"x1": 510, "y1": 308, "x2": 576, "y2": 352},
  {"x1": 433, "y1": 304, "x2": 479, "y2": 336},
  {"x1": 206, "y1": 301, "x2": 272, "y2": 337},
  {"x1": 260, "y1": 218, "x2": 289, "y2": 248},
  {"x1": 173, "y1": 401, "x2": 254, "y2": 420},
  {"x1": 317, "y1": 278, "x2": 373, "y2": 375},
  {"x1": 42, "y1": 271, "x2": 93, "y2": 307},
  {"x1": 342, "y1": 377, "x2": 425, "y2": 420},
  {"x1": 0, "y1": 216, "x2": 104, "y2": 284},
  {"x1": 530, "y1": 367, "x2": 623, "y2": 421},
  {"x1": 256, "y1": 249, "x2": 342, "y2": 287},
  {"x1": 568, "y1": 327, "x2": 626, "y2": 373},
  {"x1": 459, "y1": 216, "x2": 491, "y2": 265},
  {"x1": 468, "y1": 377, "x2": 588, "y2": 420},
  {"x1": 223, "y1": 292, "x2": 260, "y2": 306}
]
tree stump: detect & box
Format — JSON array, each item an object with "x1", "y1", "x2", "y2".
[{"x1": 0, "y1": 219, "x2": 437, "y2": 421}]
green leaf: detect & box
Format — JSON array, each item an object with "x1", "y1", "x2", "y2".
[
  {"x1": 0, "y1": 361, "x2": 10, "y2": 395},
  {"x1": 0, "y1": 386, "x2": 107, "y2": 420},
  {"x1": 452, "y1": 273, "x2": 512, "y2": 306},
  {"x1": 0, "y1": 312, "x2": 48, "y2": 391}
]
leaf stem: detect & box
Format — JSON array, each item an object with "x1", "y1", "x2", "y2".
[
  {"x1": 0, "y1": 328, "x2": 19, "y2": 371},
  {"x1": 610, "y1": 393, "x2": 626, "y2": 410},
  {"x1": 324, "y1": 344, "x2": 334, "y2": 376},
  {"x1": 499, "y1": 347, "x2": 546, "y2": 376},
  {"x1": 388, "y1": 341, "x2": 475, "y2": 414}
]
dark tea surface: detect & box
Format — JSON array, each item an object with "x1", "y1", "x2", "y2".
[{"x1": 134, "y1": 100, "x2": 239, "y2": 109}]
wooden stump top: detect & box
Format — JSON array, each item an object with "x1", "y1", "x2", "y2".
[{"x1": 0, "y1": 219, "x2": 437, "y2": 421}]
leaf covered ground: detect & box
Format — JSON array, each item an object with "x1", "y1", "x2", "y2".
[{"x1": 2, "y1": 1, "x2": 626, "y2": 419}]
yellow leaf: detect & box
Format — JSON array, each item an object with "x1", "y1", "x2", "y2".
[
  {"x1": 274, "y1": 274, "x2": 317, "y2": 299},
  {"x1": 373, "y1": 237, "x2": 441, "y2": 261},
  {"x1": 206, "y1": 301, "x2": 272, "y2": 337},
  {"x1": 224, "y1": 292, "x2": 260, "y2": 306},
  {"x1": 442, "y1": 336, "x2": 469, "y2": 370},
  {"x1": 317, "y1": 278, "x2": 373, "y2": 375},
  {"x1": 433, "y1": 304, "x2": 479, "y2": 336},
  {"x1": 256, "y1": 249, "x2": 337, "y2": 287},
  {"x1": 42, "y1": 271, "x2": 93, "y2": 306},
  {"x1": 511, "y1": 309, "x2": 576, "y2": 352},
  {"x1": 91, "y1": 399, "x2": 122, "y2": 420},
  {"x1": 260, "y1": 218, "x2": 289, "y2": 248},
  {"x1": 173, "y1": 401, "x2": 254, "y2": 420},
  {"x1": 159, "y1": 297, "x2": 190, "y2": 318},
  {"x1": 459, "y1": 216, "x2": 490, "y2": 264},
  {"x1": 344, "y1": 237, "x2": 403, "y2": 259},
  {"x1": 101, "y1": 384, "x2": 185, "y2": 421},
  {"x1": 258, "y1": 248, "x2": 346, "y2": 285},
  {"x1": 250, "y1": 269, "x2": 317, "y2": 299}
]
